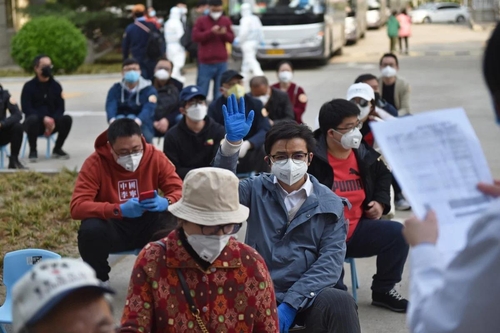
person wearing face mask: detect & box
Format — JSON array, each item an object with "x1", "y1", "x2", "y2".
[
  {"x1": 163, "y1": 85, "x2": 225, "y2": 179},
  {"x1": 165, "y1": 7, "x2": 187, "y2": 83},
  {"x1": 271, "y1": 61, "x2": 308, "y2": 124},
  {"x1": 21, "y1": 54, "x2": 73, "y2": 162},
  {"x1": 146, "y1": 6, "x2": 162, "y2": 29},
  {"x1": 106, "y1": 59, "x2": 158, "y2": 143},
  {"x1": 152, "y1": 58, "x2": 184, "y2": 136},
  {"x1": 213, "y1": 95, "x2": 362, "y2": 333},
  {"x1": 120, "y1": 167, "x2": 279, "y2": 332},
  {"x1": 378, "y1": 53, "x2": 411, "y2": 116},
  {"x1": 250, "y1": 76, "x2": 295, "y2": 126},
  {"x1": 354, "y1": 73, "x2": 398, "y2": 117},
  {"x1": 192, "y1": 0, "x2": 235, "y2": 98},
  {"x1": 71, "y1": 118, "x2": 183, "y2": 283},
  {"x1": 308, "y1": 99, "x2": 409, "y2": 313},
  {"x1": 401, "y1": 23, "x2": 500, "y2": 333},
  {"x1": 235, "y1": 3, "x2": 264, "y2": 79},
  {"x1": 208, "y1": 70, "x2": 271, "y2": 174}
]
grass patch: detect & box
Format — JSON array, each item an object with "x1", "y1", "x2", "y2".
[{"x1": 0, "y1": 169, "x2": 80, "y2": 302}]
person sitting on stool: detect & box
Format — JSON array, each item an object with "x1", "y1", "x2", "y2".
[{"x1": 0, "y1": 84, "x2": 25, "y2": 169}]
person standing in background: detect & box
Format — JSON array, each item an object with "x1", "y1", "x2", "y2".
[
  {"x1": 235, "y1": 3, "x2": 264, "y2": 79},
  {"x1": 146, "y1": 7, "x2": 162, "y2": 29},
  {"x1": 192, "y1": 0, "x2": 235, "y2": 99},
  {"x1": 271, "y1": 61, "x2": 307, "y2": 124},
  {"x1": 387, "y1": 11, "x2": 400, "y2": 53},
  {"x1": 397, "y1": 9, "x2": 412, "y2": 55},
  {"x1": 165, "y1": 7, "x2": 186, "y2": 83}
]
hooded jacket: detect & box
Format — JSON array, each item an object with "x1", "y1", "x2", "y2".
[
  {"x1": 308, "y1": 131, "x2": 392, "y2": 215},
  {"x1": 105, "y1": 77, "x2": 158, "y2": 127},
  {"x1": 21, "y1": 76, "x2": 65, "y2": 120},
  {"x1": 70, "y1": 129, "x2": 183, "y2": 221},
  {"x1": 165, "y1": 7, "x2": 184, "y2": 44},
  {"x1": 192, "y1": 14, "x2": 234, "y2": 64}
]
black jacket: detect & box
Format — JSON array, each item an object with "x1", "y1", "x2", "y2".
[
  {"x1": 163, "y1": 116, "x2": 225, "y2": 179},
  {"x1": 0, "y1": 87, "x2": 22, "y2": 129},
  {"x1": 208, "y1": 94, "x2": 271, "y2": 148},
  {"x1": 308, "y1": 131, "x2": 392, "y2": 214},
  {"x1": 265, "y1": 87, "x2": 295, "y2": 122},
  {"x1": 21, "y1": 77, "x2": 65, "y2": 119},
  {"x1": 154, "y1": 78, "x2": 183, "y2": 124}
]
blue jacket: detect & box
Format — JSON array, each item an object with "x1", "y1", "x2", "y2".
[
  {"x1": 122, "y1": 19, "x2": 161, "y2": 61},
  {"x1": 105, "y1": 77, "x2": 157, "y2": 128},
  {"x1": 214, "y1": 148, "x2": 348, "y2": 311}
]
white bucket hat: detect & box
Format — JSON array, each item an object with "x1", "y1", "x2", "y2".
[
  {"x1": 347, "y1": 82, "x2": 375, "y2": 102},
  {"x1": 168, "y1": 167, "x2": 249, "y2": 225}
]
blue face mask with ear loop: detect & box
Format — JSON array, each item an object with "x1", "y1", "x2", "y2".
[{"x1": 124, "y1": 70, "x2": 140, "y2": 84}]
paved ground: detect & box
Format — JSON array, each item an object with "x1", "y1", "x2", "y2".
[{"x1": 2, "y1": 23, "x2": 498, "y2": 332}]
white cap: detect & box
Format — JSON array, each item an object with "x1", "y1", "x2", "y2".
[
  {"x1": 12, "y1": 258, "x2": 114, "y2": 333},
  {"x1": 346, "y1": 83, "x2": 375, "y2": 102}
]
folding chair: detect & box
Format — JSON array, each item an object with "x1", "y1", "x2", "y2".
[
  {"x1": 344, "y1": 258, "x2": 360, "y2": 302},
  {"x1": 21, "y1": 134, "x2": 57, "y2": 160},
  {"x1": 0, "y1": 145, "x2": 8, "y2": 169},
  {"x1": 0, "y1": 249, "x2": 61, "y2": 332}
]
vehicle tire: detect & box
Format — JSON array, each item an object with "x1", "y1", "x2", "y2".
[
  {"x1": 456, "y1": 15, "x2": 466, "y2": 23},
  {"x1": 334, "y1": 47, "x2": 343, "y2": 56},
  {"x1": 423, "y1": 16, "x2": 431, "y2": 23}
]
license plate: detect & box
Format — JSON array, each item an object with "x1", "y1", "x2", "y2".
[{"x1": 266, "y1": 49, "x2": 285, "y2": 55}]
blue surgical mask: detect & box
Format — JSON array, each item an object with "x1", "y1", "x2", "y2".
[
  {"x1": 203, "y1": 8, "x2": 210, "y2": 15},
  {"x1": 149, "y1": 10, "x2": 156, "y2": 17},
  {"x1": 124, "y1": 70, "x2": 140, "y2": 84}
]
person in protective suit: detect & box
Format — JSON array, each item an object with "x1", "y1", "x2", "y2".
[
  {"x1": 165, "y1": 7, "x2": 186, "y2": 83},
  {"x1": 235, "y1": 3, "x2": 264, "y2": 79}
]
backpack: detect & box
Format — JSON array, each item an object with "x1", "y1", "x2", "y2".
[{"x1": 135, "y1": 21, "x2": 165, "y2": 60}]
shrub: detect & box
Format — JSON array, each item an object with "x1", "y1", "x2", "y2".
[{"x1": 11, "y1": 16, "x2": 87, "y2": 73}]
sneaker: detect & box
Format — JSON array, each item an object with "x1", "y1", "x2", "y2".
[
  {"x1": 29, "y1": 151, "x2": 38, "y2": 163},
  {"x1": 52, "y1": 148, "x2": 70, "y2": 160},
  {"x1": 8, "y1": 157, "x2": 27, "y2": 170},
  {"x1": 372, "y1": 289, "x2": 408, "y2": 313},
  {"x1": 395, "y1": 198, "x2": 411, "y2": 211}
]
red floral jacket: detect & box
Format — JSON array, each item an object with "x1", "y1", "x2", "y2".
[{"x1": 120, "y1": 230, "x2": 279, "y2": 332}]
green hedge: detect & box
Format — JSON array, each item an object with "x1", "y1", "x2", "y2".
[{"x1": 11, "y1": 16, "x2": 87, "y2": 73}]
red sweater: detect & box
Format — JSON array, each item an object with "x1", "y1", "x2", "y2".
[
  {"x1": 192, "y1": 15, "x2": 234, "y2": 64},
  {"x1": 70, "y1": 130, "x2": 183, "y2": 220}
]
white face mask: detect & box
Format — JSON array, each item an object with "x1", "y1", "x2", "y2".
[
  {"x1": 116, "y1": 152, "x2": 143, "y2": 172},
  {"x1": 154, "y1": 69, "x2": 170, "y2": 80},
  {"x1": 210, "y1": 11, "x2": 222, "y2": 20},
  {"x1": 358, "y1": 104, "x2": 371, "y2": 120},
  {"x1": 185, "y1": 232, "x2": 231, "y2": 263},
  {"x1": 334, "y1": 128, "x2": 362, "y2": 149},
  {"x1": 271, "y1": 159, "x2": 308, "y2": 186},
  {"x1": 278, "y1": 71, "x2": 293, "y2": 83},
  {"x1": 186, "y1": 103, "x2": 207, "y2": 122},
  {"x1": 381, "y1": 66, "x2": 397, "y2": 78},
  {"x1": 257, "y1": 95, "x2": 270, "y2": 105}
]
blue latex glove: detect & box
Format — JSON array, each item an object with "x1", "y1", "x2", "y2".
[
  {"x1": 223, "y1": 94, "x2": 255, "y2": 142},
  {"x1": 139, "y1": 190, "x2": 169, "y2": 212},
  {"x1": 278, "y1": 303, "x2": 297, "y2": 333},
  {"x1": 120, "y1": 198, "x2": 144, "y2": 218}
]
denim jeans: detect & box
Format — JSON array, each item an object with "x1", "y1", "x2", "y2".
[
  {"x1": 196, "y1": 62, "x2": 227, "y2": 99},
  {"x1": 346, "y1": 218, "x2": 409, "y2": 293},
  {"x1": 115, "y1": 114, "x2": 154, "y2": 143}
]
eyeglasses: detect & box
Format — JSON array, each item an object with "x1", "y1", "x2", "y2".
[
  {"x1": 112, "y1": 147, "x2": 143, "y2": 158},
  {"x1": 269, "y1": 152, "x2": 309, "y2": 165},
  {"x1": 336, "y1": 121, "x2": 362, "y2": 132},
  {"x1": 200, "y1": 223, "x2": 243, "y2": 236},
  {"x1": 352, "y1": 98, "x2": 369, "y2": 107}
]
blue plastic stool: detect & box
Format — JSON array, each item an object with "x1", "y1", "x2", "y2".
[
  {"x1": 345, "y1": 258, "x2": 360, "y2": 302},
  {"x1": 21, "y1": 133, "x2": 57, "y2": 159},
  {"x1": 0, "y1": 145, "x2": 8, "y2": 169},
  {"x1": 0, "y1": 249, "x2": 61, "y2": 332}
]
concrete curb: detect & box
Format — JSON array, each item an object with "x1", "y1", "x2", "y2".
[{"x1": 0, "y1": 73, "x2": 123, "y2": 83}]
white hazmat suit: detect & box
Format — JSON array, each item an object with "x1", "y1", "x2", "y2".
[
  {"x1": 165, "y1": 7, "x2": 186, "y2": 83},
  {"x1": 238, "y1": 3, "x2": 264, "y2": 78}
]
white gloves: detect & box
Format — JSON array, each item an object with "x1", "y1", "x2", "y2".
[{"x1": 239, "y1": 140, "x2": 252, "y2": 158}]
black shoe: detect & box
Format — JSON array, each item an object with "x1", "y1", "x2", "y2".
[
  {"x1": 29, "y1": 151, "x2": 38, "y2": 163},
  {"x1": 8, "y1": 157, "x2": 27, "y2": 170},
  {"x1": 372, "y1": 289, "x2": 408, "y2": 313},
  {"x1": 52, "y1": 148, "x2": 70, "y2": 160}
]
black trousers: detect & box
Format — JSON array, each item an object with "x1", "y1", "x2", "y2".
[
  {"x1": 23, "y1": 114, "x2": 72, "y2": 152},
  {"x1": 293, "y1": 288, "x2": 361, "y2": 333},
  {"x1": 77, "y1": 211, "x2": 176, "y2": 281},
  {"x1": 0, "y1": 122, "x2": 23, "y2": 157},
  {"x1": 399, "y1": 37, "x2": 409, "y2": 51}
]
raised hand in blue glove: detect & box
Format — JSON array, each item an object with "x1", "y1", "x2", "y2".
[
  {"x1": 120, "y1": 198, "x2": 144, "y2": 218},
  {"x1": 278, "y1": 303, "x2": 297, "y2": 333},
  {"x1": 223, "y1": 94, "x2": 255, "y2": 143},
  {"x1": 139, "y1": 190, "x2": 169, "y2": 212}
]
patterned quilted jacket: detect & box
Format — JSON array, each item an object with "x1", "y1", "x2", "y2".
[{"x1": 120, "y1": 230, "x2": 279, "y2": 333}]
